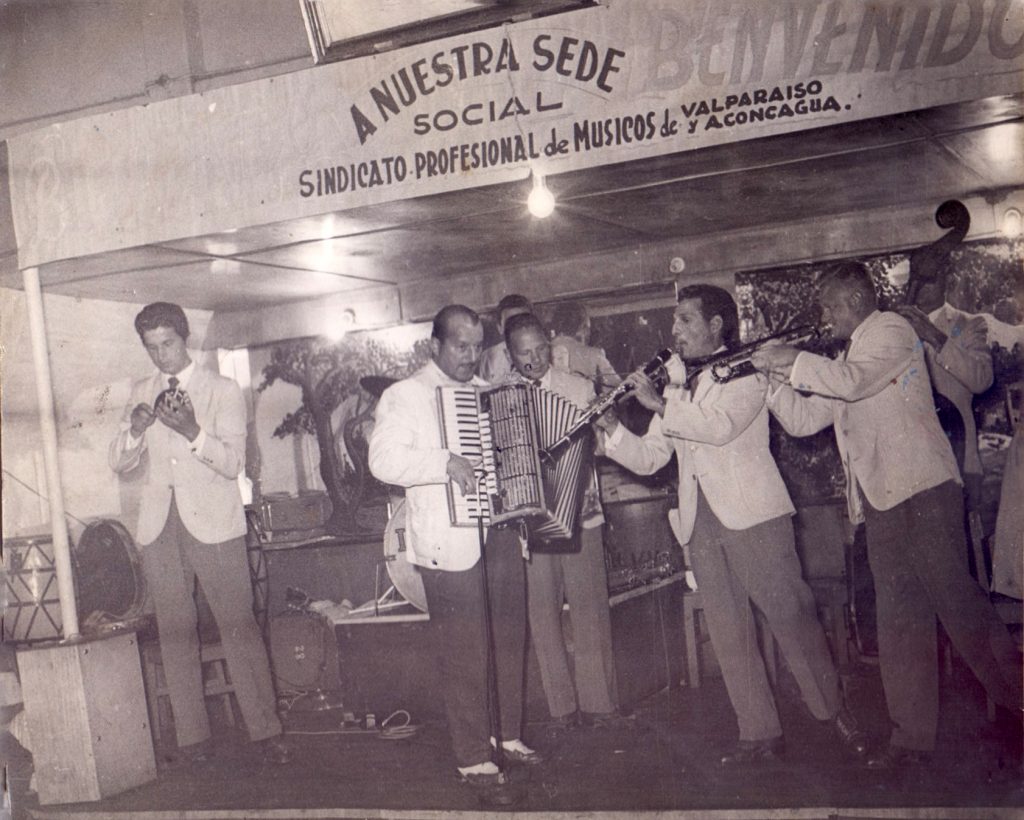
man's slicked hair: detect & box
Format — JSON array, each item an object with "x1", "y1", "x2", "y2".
[
  {"x1": 676, "y1": 284, "x2": 740, "y2": 349},
  {"x1": 819, "y1": 261, "x2": 878, "y2": 308},
  {"x1": 134, "y1": 302, "x2": 190, "y2": 342},
  {"x1": 503, "y1": 312, "x2": 546, "y2": 347},
  {"x1": 432, "y1": 304, "x2": 481, "y2": 342},
  {"x1": 549, "y1": 301, "x2": 588, "y2": 337},
  {"x1": 496, "y1": 294, "x2": 532, "y2": 317}
]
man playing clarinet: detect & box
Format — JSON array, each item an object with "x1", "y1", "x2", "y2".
[
  {"x1": 368, "y1": 304, "x2": 539, "y2": 808},
  {"x1": 594, "y1": 284, "x2": 868, "y2": 765}
]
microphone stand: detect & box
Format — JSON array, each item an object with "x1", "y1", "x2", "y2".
[{"x1": 475, "y1": 476, "x2": 505, "y2": 771}]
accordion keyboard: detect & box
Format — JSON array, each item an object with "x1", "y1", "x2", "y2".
[
  {"x1": 437, "y1": 381, "x2": 587, "y2": 539},
  {"x1": 437, "y1": 386, "x2": 498, "y2": 525}
]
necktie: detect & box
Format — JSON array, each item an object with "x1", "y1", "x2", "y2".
[
  {"x1": 687, "y1": 372, "x2": 701, "y2": 401},
  {"x1": 168, "y1": 376, "x2": 179, "y2": 391}
]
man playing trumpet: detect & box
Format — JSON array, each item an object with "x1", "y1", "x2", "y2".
[
  {"x1": 753, "y1": 262, "x2": 1021, "y2": 770},
  {"x1": 595, "y1": 284, "x2": 867, "y2": 765}
]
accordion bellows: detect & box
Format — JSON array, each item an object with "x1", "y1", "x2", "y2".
[{"x1": 438, "y1": 382, "x2": 592, "y2": 543}]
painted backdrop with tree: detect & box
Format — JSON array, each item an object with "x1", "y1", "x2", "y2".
[{"x1": 254, "y1": 325, "x2": 431, "y2": 537}]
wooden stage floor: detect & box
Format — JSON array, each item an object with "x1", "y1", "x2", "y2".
[{"x1": 5, "y1": 654, "x2": 1023, "y2": 819}]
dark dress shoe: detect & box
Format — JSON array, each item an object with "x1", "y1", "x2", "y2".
[
  {"x1": 832, "y1": 708, "x2": 869, "y2": 757},
  {"x1": 501, "y1": 743, "x2": 544, "y2": 766},
  {"x1": 459, "y1": 770, "x2": 521, "y2": 807},
  {"x1": 159, "y1": 740, "x2": 214, "y2": 769},
  {"x1": 550, "y1": 711, "x2": 582, "y2": 731},
  {"x1": 260, "y1": 737, "x2": 293, "y2": 765},
  {"x1": 581, "y1": 710, "x2": 636, "y2": 730},
  {"x1": 866, "y1": 744, "x2": 930, "y2": 770},
  {"x1": 719, "y1": 737, "x2": 784, "y2": 766}
]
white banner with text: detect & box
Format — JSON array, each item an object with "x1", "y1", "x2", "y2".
[{"x1": 9, "y1": 0, "x2": 1024, "y2": 267}]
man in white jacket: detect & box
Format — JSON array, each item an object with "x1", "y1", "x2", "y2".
[
  {"x1": 368, "y1": 304, "x2": 538, "y2": 807},
  {"x1": 504, "y1": 312, "x2": 621, "y2": 730},
  {"x1": 754, "y1": 262, "x2": 1021, "y2": 770},
  {"x1": 110, "y1": 302, "x2": 286, "y2": 764},
  {"x1": 596, "y1": 284, "x2": 865, "y2": 766}
]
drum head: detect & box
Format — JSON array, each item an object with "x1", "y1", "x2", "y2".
[
  {"x1": 383, "y1": 499, "x2": 427, "y2": 613},
  {"x1": 74, "y1": 519, "x2": 146, "y2": 626}
]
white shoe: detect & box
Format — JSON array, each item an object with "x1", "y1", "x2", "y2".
[
  {"x1": 496, "y1": 737, "x2": 543, "y2": 766},
  {"x1": 501, "y1": 739, "x2": 535, "y2": 755},
  {"x1": 457, "y1": 760, "x2": 499, "y2": 777}
]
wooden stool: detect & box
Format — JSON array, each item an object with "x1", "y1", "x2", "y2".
[
  {"x1": 140, "y1": 642, "x2": 236, "y2": 744},
  {"x1": 680, "y1": 591, "x2": 777, "y2": 687}
]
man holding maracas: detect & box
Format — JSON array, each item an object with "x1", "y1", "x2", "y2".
[{"x1": 110, "y1": 302, "x2": 289, "y2": 767}]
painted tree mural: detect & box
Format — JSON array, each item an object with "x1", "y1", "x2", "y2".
[{"x1": 258, "y1": 331, "x2": 431, "y2": 535}]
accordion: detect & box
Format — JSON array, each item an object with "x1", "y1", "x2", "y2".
[{"x1": 437, "y1": 382, "x2": 593, "y2": 544}]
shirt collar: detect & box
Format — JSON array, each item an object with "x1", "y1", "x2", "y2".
[
  {"x1": 164, "y1": 358, "x2": 195, "y2": 389},
  {"x1": 425, "y1": 358, "x2": 482, "y2": 388},
  {"x1": 849, "y1": 310, "x2": 880, "y2": 348}
]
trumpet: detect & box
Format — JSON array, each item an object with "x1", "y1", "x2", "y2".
[
  {"x1": 542, "y1": 348, "x2": 674, "y2": 457},
  {"x1": 685, "y1": 325, "x2": 820, "y2": 386}
]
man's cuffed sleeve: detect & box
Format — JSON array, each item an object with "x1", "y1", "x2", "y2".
[
  {"x1": 766, "y1": 382, "x2": 835, "y2": 437},
  {"x1": 109, "y1": 398, "x2": 147, "y2": 474},
  {"x1": 189, "y1": 429, "x2": 208, "y2": 456},
  {"x1": 602, "y1": 412, "x2": 674, "y2": 476},
  {"x1": 186, "y1": 383, "x2": 246, "y2": 479},
  {"x1": 109, "y1": 428, "x2": 146, "y2": 473}
]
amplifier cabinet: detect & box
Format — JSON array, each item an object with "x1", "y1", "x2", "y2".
[
  {"x1": 17, "y1": 632, "x2": 156, "y2": 804},
  {"x1": 269, "y1": 612, "x2": 342, "y2": 693},
  {"x1": 257, "y1": 492, "x2": 332, "y2": 535},
  {"x1": 3, "y1": 535, "x2": 62, "y2": 643}
]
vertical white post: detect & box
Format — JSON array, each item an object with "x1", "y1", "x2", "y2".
[{"x1": 21, "y1": 266, "x2": 80, "y2": 639}]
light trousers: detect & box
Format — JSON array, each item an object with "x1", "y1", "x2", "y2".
[
  {"x1": 527, "y1": 525, "x2": 617, "y2": 718},
  {"x1": 144, "y1": 497, "x2": 281, "y2": 747},
  {"x1": 689, "y1": 488, "x2": 841, "y2": 742}
]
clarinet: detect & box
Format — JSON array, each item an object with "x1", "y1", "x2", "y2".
[{"x1": 541, "y1": 348, "x2": 673, "y2": 458}]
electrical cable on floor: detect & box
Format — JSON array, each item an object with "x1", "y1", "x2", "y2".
[
  {"x1": 281, "y1": 710, "x2": 419, "y2": 740},
  {"x1": 379, "y1": 709, "x2": 416, "y2": 739}
]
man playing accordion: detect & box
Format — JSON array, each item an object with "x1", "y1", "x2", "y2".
[
  {"x1": 504, "y1": 312, "x2": 624, "y2": 731},
  {"x1": 368, "y1": 304, "x2": 539, "y2": 808}
]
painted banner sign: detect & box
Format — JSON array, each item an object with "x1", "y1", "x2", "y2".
[{"x1": 9, "y1": 0, "x2": 1024, "y2": 267}]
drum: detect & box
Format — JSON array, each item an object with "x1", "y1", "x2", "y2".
[
  {"x1": 383, "y1": 499, "x2": 427, "y2": 612},
  {"x1": 73, "y1": 519, "x2": 147, "y2": 629}
]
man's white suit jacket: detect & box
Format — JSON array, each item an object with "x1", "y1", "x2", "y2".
[
  {"x1": 110, "y1": 366, "x2": 247, "y2": 546},
  {"x1": 604, "y1": 367, "x2": 795, "y2": 546}
]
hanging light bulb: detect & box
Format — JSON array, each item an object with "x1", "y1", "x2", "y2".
[{"x1": 527, "y1": 172, "x2": 555, "y2": 219}]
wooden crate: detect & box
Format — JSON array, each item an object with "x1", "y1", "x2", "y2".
[{"x1": 17, "y1": 632, "x2": 157, "y2": 805}]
